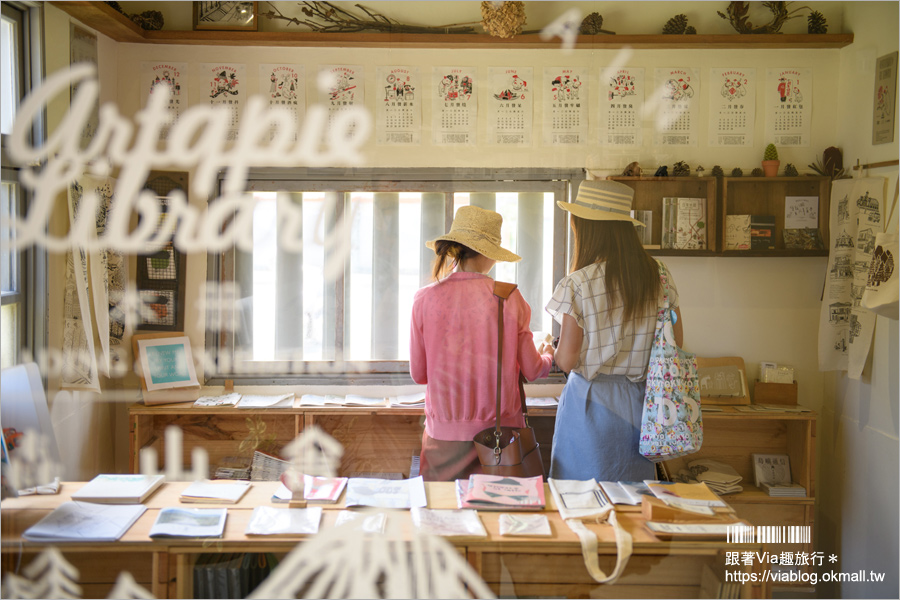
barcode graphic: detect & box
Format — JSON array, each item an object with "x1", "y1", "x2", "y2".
[{"x1": 727, "y1": 525, "x2": 811, "y2": 543}]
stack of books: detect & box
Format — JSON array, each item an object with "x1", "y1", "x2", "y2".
[
  {"x1": 761, "y1": 482, "x2": 807, "y2": 497},
  {"x1": 215, "y1": 456, "x2": 252, "y2": 480},
  {"x1": 250, "y1": 451, "x2": 290, "y2": 481},
  {"x1": 661, "y1": 197, "x2": 707, "y2": 250}
]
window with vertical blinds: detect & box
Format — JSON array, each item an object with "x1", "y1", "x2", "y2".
[{"x1": 206, "y1": 168, "x2": 581, "y2": 384}]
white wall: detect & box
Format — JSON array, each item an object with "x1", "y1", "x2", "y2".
[{"x1": 819, "y1": 2, "x2": 899, "y2": 598}]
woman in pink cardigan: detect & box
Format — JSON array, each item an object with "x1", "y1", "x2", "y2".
[{"x1": 409, "y1": 206, "x2": 555, "y2": 481}]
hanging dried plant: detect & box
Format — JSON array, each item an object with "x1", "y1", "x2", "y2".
[
  {"x1": 717, "y1": 1, "x2": 812, "y2": 35},
  {"x1": 481, "y1": 1, "x2": 527, "y2": 38},
  {"x1": 260, "y1": 1, "x2": 477, "y2": 33}
]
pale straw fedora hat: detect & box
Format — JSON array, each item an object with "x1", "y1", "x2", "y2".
[
  {"x1": 426, "y1": 205, "x2": 521, "y2": 262},
  {"x1": 558, "y1": 179, "x2": 644, "y2": 227}
]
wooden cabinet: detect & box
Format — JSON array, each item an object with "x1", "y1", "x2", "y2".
[
  {"x1": 128, "y1": 404, "x2": 557, "y2": 477},
  {"x1": 721, "y1": 176, "x2": 831, "y2": 256},
  {"x1": 609, "y1": 176, "x2": 718, "y2": 255},
  {"x1": 663, "y1": 407, "x2": 817, "y2": 589}
]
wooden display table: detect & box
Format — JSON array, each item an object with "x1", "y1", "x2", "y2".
[{"x1": 2, "y1": 481, "x2": 766, "y2": 599}]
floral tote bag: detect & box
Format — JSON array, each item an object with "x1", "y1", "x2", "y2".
[{"x1": 639, "y1": 264, "x2": 703, "y2": 462}]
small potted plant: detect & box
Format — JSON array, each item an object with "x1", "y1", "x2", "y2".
[{"x1": 762, "y1": 143, "x2": 780, "y2": 177}]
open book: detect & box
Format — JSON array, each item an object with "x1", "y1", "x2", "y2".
[{"x1": 598, "y1": 481, "x2": 652, "y2": 505}]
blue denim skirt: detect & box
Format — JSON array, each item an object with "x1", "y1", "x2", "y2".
[{"x1": 549, "y1": 371, "x2": 656, "y2": 482}]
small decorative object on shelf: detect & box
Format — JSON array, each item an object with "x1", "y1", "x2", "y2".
[
  {"x1": 673, "y1": 161, "x2": 691, "y2": 176},
  {"x1": 751, "y1": 167, "x2": 764, "y2": 177},
  {"x1": 717, "y1": 1, "x2": 810, "y2": 35},
  {"x1": 654, "y1": 165, "x2": 669, "y2": 177},
  {"x1": 194, "y1": 1, "x2": 258, "y2": 32},
  {"x1": 784, "y1": 163, "x2": 799, "y2": 176},
  {"x1": 261, "y1": 1, "x2": 477, "y2": 33},
  {"x1": 662, "y1": 14, "x2": 697, "y2": 34},
  {"x1": 695, "y1": 165, "x2": 705, "y2": 176},
  {"x1": 731, "y1": 167, "x2": 743, "y2": 177},
  {"x1": 711, "y1": 165, "x2": 724, "y2": 178},
  {"x1": 579, "y1": 12, "x2": 614, "y2": 35},
  {"x1": 622, "y1": 161, "x2": 642, "y2": 176},
  {"x1": 762, "y1": 143, "x2": 780, "y2": 177},
  {"x1": 807, "y1": 10, "x2": 828, "y2": 34},
  {"x1": 481, "y1": 1, "x2": 527, "y2": 38},
  {"x1": 809, "y1": 146, "x2": 848, "y2": 179},
  {"x1": 129, "y1": 10, "x2": 164, "y2": 30}
]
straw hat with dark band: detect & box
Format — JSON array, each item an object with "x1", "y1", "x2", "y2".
[
  {"x1": 426, "y1": 205, "x2": 521, "y2": 263},
  {"x1": 558, "y1": 179, "x2": 644, "y2": 227}
]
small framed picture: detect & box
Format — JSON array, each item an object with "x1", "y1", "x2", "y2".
[
  {"x1": 193, "y1": 2, "x2": 259, "y2": 31},
  {"x1": 134, "y1": 334, "x2": 200, "y2": 392}
]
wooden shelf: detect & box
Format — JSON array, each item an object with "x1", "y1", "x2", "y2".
[{"x1": 51, "y1": 1, "x2": 855, "y2": 49}]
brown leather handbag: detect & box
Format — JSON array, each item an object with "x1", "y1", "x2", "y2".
[{"x1": 472, "y1": 281, "x2": 545, "y2": 478}]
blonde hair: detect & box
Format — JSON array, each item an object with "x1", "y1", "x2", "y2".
[{"x1": 570, "y1": 216, "x2": 660, "y2": 323}]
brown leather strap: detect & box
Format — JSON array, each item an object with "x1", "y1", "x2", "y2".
[{"x1": 492, "y1": 281, "x2": 528, "y2": 443}]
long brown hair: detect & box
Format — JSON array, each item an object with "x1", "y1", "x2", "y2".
[
  {"x1": 431, "y1": 240, "x2": 478, "y2": 281},
  {"x1": 570, "y1": 216, "x2": 660, "y2": 323}
]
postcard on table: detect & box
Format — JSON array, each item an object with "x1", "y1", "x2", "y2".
[
  {"x1": 179, "y1": 480, "x2": 251, "y2": 504},
  {"x1": 245, "y1": 506, "x2": 323, "y2": 535},
  {"x1": 235, "y1": 394, "x2": 294, "y2": 408},
  {"x1": 345, "y1": 476, "x2": 427, "y2": 509},
  {"x1": 149, "y1": 507, "x2": 227, "y2": 538},
  {"x1": 411, "y1": 508, "x2": 487, "y2": 538}
]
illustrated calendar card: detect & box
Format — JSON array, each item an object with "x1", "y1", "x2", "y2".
[
  {"x1": 318, "y1": 65, "x2": 365, "y2": 134},
  {"x1": 376, "y1": 66, "x2": 421, "y2": 145},
  {"x1": 600, "y1": 67, "x2": 644, "y2": 146},
  {"x1": 709, "y1": 68, "x2": 756, "y2": 147},
  {"x1": 654, "y1": 67, "x2": 700, "y2": 146},
  {"x1": 259, "y1": 64, "x2": 304, "y2": 142},
  {"x1": 141, "y1": 62, "x2": 187, "y2": 139},
  {"x1": 199, "y1": 63, "x2": 246, "y2": 142},
  {"x1": 433, "y1": 67, "x2": 477, "y2": 145},
  {"x1": 784, "y1": 196, "x2": 819, "y2": 229},
  {"x1": 542, "y1": 66, "x2": 587, "y2": 145},
  {"x1": 765, "y1": 68, "x2": 812, "y2": 147},
  {"x1": 488, "y1": 67, "x2": 533, "y2": 146}
]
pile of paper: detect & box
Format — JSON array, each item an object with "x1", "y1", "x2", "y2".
[{"x1": 687, "y1": 459, "x2": 743, "y2": 495}]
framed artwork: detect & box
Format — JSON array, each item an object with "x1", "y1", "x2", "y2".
[
  {"x1": 193, "y1": 2, "x2": 259, "y2": 31},
  {"x1": 873, "y1": 51, "x2": 897, "y2": 145},
  {"x1": 133, "y1": 333, "x2": 200, "y2": 392},
  {"x1": 136, "y1": 172, "x2": 188, "y2": 332}
]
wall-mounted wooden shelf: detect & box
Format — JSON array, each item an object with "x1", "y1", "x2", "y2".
[{"x1": 51, "y1": 1, "x2": 855, "y2": 49}]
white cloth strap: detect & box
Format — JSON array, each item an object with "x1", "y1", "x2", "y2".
[{"x1": 565, "y1": 510, "x2": 633, "y2": 584}]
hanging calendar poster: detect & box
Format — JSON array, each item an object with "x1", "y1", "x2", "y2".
[
  {"x1": 542, "y1": 67, "x2": 587, "y2": 145},
  {"x1": 199, "y1": 63, "x2": 245, "y2": 142},
  {"x1": 376, "y1": 66, "x2": 421, "y2": 145},
  {"x1": 488, "y1": 67, "x2": 533, "y2": 146},
  {"x1": 259, "y1": 64, "x2": 304, "y2": 142},
  {"x1": 654, "y1": 67, "x2": 700, "y2": 146},
  {"x1": 433, "y1": 67, "x2": 477, "y2": 146},
  {"x1": 709, "y1": 68, "x2": 756, "y2": 147},
  {"x1": 141, "y1": 62, "x2": 187, "y2": 140},
  {"x1": 600, "y1": 67, "x2": 644, "y2": 147},
  {"x1": 765, "y1": 68, "x2": 812, "y2": 147},
  {"x1": 318, "y1": 65, "x2": 366, "y2": 135}
]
